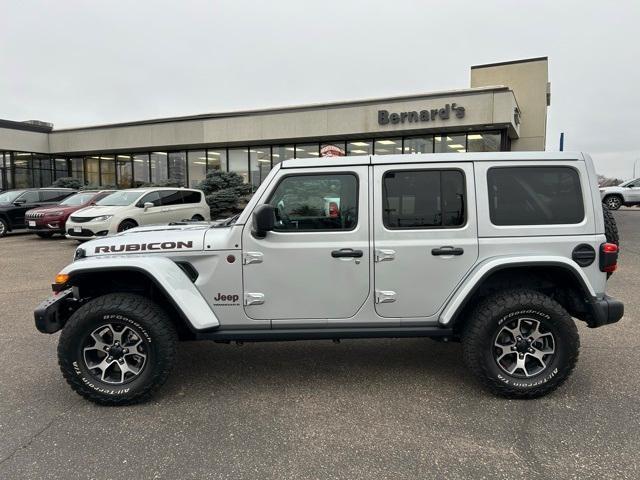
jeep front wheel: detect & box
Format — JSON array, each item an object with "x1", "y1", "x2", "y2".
[
  {"x1": 462, "y1": 289, "x2": 579, "y2": 398},
  {"x1": 57, "y1": 293, "x2": 177, "y2": 405}
]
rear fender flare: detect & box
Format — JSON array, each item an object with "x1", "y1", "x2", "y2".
[{"x1": 438, "y1": 256, "x2": 596, "y2": 327}]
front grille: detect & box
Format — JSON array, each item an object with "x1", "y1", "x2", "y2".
[
  {"x1": 26, "y1": 212, "x2": 45, "y2": 219},
  {"x1": 67, "y1": 228, "x2": 94, "y2": 237},
  {"x1": 69, "y1": 216, "x2": 94, "y2": 223}
]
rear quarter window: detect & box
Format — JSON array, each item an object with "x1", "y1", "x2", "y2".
[
  {"x1": 182, "y1": 191, "x2": 202, "y2": 204},
  {"x1": 487, "y1": 166, "x2": 584, "y2": 226}
]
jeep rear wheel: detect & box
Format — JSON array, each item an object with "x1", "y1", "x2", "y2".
[
  {"x1": 604, "y1": 195, "x2": 622, "y2": 210},
  {"x1": 58, "y1": 293, "x2": 177, "y2": 405},
  {"x1": 462, "y1": 289, "x2": 579, "y2": 398}
]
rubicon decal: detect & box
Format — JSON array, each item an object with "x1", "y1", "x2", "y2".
[{"x1": 94, "y1": 241, "x2": 193, "y2": 253}]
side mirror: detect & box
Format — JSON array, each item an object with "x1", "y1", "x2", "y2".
[
  {"x1": 13, "y1": 199, "x2": 26, "y2": 205},
  {"x1": 143, "y1": 202, "x2": 154, "y2": 211},
  {"x1": 252, "y1": 204, "x2": 275, "y2": 238}
]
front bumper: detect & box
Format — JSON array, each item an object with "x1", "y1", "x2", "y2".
[
  {"x1": 65, "y1": 220, "x2": 113, "y2": 239},
  {"x1": 34, "y1": 288, "x2": 77, "y2": 334},
  {"x1": 27, "y1": 218, "x2": 65, "y2": 233},
  {"x1": 587, "y1": 295, "x2": 624, "y2": 328}
]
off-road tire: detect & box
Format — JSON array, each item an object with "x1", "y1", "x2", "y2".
[
  {"x1": 462, "y1": 289, "x2": 579, "y2": 399},
  {"x1": 0, "y1": 218, "x2": 8, "y2": 237},
  {"x1": 36, "y1": 232, "x2": 54, "y2": 239},
  {"x1": 117, "y1": 219, "x2": 138, "y2": 232},
  {"x1": 602, "y1": 203, "x2": 619, "y2": 246},
  {"x1": 603, "y1": 195, "x2": 622, "y2": 210},
  {"x1": 58, "y1": 293, "x2": 177, "y2": 405}
]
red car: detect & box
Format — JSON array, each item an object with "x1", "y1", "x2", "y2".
[{"x1": 25, "y1": 190, "x2": 115, "y2": 238}]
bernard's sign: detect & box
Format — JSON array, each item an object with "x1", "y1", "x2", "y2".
[{"x1": 378, "y1": 103, "x2": 465, "y2": 125}]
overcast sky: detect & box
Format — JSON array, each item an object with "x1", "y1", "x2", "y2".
[{"x1": 1, "y1": 0, "x2": 639, "y2": 178}]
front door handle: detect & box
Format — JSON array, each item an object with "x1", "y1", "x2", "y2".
[
  {"x1": 331, "y1": 248, "x2": 363, "y2": 258},
  {"x1": 431, "y1": 246, "x2": 464, "y2": 256}
]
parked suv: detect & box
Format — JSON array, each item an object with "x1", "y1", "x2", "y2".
[
  {"x1": 65, "y1": 187, "x2": 210, "y2": 240},
  {"x1": 0, "y1": 188, "x2": 77, "y2": 237},
  {"x1": 25, "y1": 190, "x2": 115, "y2": 238},
  {"x1": 600, "y1": 177, "x2": 640, "y2": 209},
  {"x1": 35, "y1": 152, "x2": 623, "y2": 405}
]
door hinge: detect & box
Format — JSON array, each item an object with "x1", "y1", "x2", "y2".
[
  {"x1": 243, "y1": 252, "x2": 264, "y2": 265},
  {"x1": 375, "y1": 290, "x2": 397, "y2": 304},
  {"x1": 374, "y1": 249, "x2": 396, "y2": 262},
  {"x1": 244, "y1": 292, "x2": 265, "y2": 306}
]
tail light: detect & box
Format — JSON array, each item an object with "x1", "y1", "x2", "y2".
[
  {"x1": 328, "y1": 202, "x2": 340, "y2": 218},
  {"x1": 599, "y1": 243, "x2": 618, "y2": 273}
]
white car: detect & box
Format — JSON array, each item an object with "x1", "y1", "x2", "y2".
[
  {"x1": 600, "y1": 177, "x2": 640, "y2": 210},
  {"x1": 65, "y1": 187, "x2": 210, "y2": 240}
]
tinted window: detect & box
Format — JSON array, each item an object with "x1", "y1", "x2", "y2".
[
  {"x1": 268, "y1": 174, "x2": 358, "y2": 231},
  {"x1": 138, "y1": 191, "x2": 162, "y2": 207},
  {"x1": 182, "y1": 190, "x2": 202, "y2": 204},
  {"x1": 159, "y1": 190, "x2": 183, "y2": 206},
  {"x1": 18, "y1": 191, "x2": 40, "y2": 203},
  {"x1": 487, "y1": 167, "x2": 584, "y2": 226},
  {"x1": 383, "y1": 170, "x2": 465, "y2": 229},
  {"x1": 40, "y1": 190, "x2": 72, "y2": 202}
]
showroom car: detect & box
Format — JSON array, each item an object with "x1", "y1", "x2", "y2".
[
  {"x1": 65, "y1": 187, "x2": 210, "y2": 240},
  {"x1": 25, "y1": 190, "x2": 115, "y2": 238}
]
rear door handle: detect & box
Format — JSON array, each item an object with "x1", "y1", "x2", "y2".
[
  {"x1": 331, "y1": 248, "x2": 363, "y2": 258},
  {"x1": 431, "y1": 246, "x2": 464, "y2": 256}
]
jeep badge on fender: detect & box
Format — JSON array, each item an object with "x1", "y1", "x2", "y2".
[{"x1": 34, "y1": 152, "x2": 623, "y2": 405}]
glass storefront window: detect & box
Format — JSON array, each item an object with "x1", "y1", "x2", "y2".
[
  {"x1": 133, "y1": 153, "x2": 150, "y2": 185},
  {"x1": 150, "y1": 152, "x2": 168, "y2": 183},
  {"x1": 434, "y1": 134, "x2": 467, "y2": 153},
  {"x1": 85, "y1": 157, "x2": 100, "y2": 186},
  {"x1": 32, "y1": 154, "x2": 52, "y2": 187},
  {"x1": 228, "y1": 148, "x2": 249, "y2": 183},
  {"x1": 374, "y1": 138, "x2": 402, "y2": 155},
  {"x1": 295, "y1": 143, "x2": 319, "y2": 159},
  {"x1": 404, "y1": 136, "x2": 434, "y2": 154},
  {"x1": 168, "y1": 151, "x2": 187, "y2": 186},
  {"x1": 347, "y1": 140, "x2": 372, "y2": 156},
  {"x1": 70, "y1": 157, "x2": 84, "y2": 183},
  {"x1": 188, "y1": 150, "x2": 207, "y2": 188},
  {"x1": 207, "y1": 149, "x2": 227, "y2": 172},
  {"x1": 116, "y1": 155, "x2": 133, "y2": 188},
  {"x1": 272, "y1": 145, "x2": 294, "y2": 165},
  {"x1": 54, "y1": 158, "x2": 68, "y2": 179},
  {"x1": 467, "y1": 132, "x2": 501, "y2": 152},
  {"x1": 100, "y1": 155, "x2": 116, "y2": 186},
  {"x1": 321, "y1": 141, "x2": 346, "y2": 157},
  {"x1": 249, "y1": 146, "x2": 271, "y2": 189}
]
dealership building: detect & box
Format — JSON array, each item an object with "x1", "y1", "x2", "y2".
[{"x1": 0, "y1": 57, "x2": 550, "y2": 191}]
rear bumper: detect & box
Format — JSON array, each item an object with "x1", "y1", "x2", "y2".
[{"x1": 587, "y1": 295, "x2": 624, "y2": 328}]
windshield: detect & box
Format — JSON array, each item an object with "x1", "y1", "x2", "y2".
[
  {"x1": 0, "y1": 190, "x2": 25, "y2": 203},
  {"x1": 60, "y1": 192, "x2": 97, "y2": 206},
  {"x1": 96, "y1": 191, "x2": 142, "y2": 206}
]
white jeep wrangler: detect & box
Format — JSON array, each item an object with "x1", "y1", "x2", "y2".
[{"x1": 35, "y1": 152, "x2": 623, "y2": 405}]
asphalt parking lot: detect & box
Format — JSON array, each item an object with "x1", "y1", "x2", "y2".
[{"x1": 1, "y1": 212, "x2": 639, "y2": 480}]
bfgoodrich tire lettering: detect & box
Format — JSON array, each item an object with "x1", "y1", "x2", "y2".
[
  {"x1": 58, "y1": 293, "x2": 177, "y2": 405},
  {"x1": 462, "y1": 289, "x2": 579, "y2": 398}
]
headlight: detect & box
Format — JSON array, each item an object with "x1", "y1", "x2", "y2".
[
  {"x1": 92, "y1": 215, "x2": 113, "y2": 222},
  {"x1": 46, "y1": 210, "x2": 64, "y2": 216}
]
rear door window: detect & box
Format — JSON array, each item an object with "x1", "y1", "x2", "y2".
[
  {"x1": 382, "y1": 169, "x2": 465, "y2": 229},
  {"x1": 181, "y1": 190, "x2": 202, "y2": 204},
  {"x1": 40, "y1": 190, "x2": 71, "y2": 202},
  {"x1": 159, "y1": 190, "x2": 183, "y2": 206},
  {"x1": 487, "y1": 166, "x2": 584, "y2": 225}
]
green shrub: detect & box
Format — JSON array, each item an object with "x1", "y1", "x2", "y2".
[{"x1": 51, "y1": 177, "x2": 83, "y2": 189}]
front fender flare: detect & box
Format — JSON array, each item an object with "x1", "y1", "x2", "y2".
[
  {"x1": 438, "y1": 256, "x2": 596, "y2": 327},
  {"x1": 60, "y1": 255, "x2": 219, "y2": 330}
]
